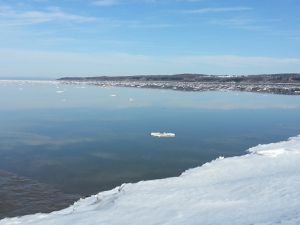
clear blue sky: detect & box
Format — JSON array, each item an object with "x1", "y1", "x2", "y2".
[{"x1": 0, "y1": 0, "x2": 300, "y2": 78}]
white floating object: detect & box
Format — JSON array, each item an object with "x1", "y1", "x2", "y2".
[
  {"x1": 110, "y1": 94, "x2": 117, "y2": 97},
  {"x1": 151, "y1": 132, "x2": 176, "y2": 138},
  {"x1": 56, "y1": 90, "x2": 65, "y2": 94}
]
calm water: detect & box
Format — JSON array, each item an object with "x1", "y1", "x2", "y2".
[{"x1": 1, "y1": 81, "x2": 300, "y2": 207}]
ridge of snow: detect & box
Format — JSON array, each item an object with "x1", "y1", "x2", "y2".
[
  {"x1": 1, "y1": 135, "x2": 300, "y2": 225},
  {"x1": 248, "y1": 135, "x2": 300, "y2": 157}
]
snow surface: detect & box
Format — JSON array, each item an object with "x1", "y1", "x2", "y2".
[{"x1": 1, "y1": 136, "x2": 300, "y2": 225}]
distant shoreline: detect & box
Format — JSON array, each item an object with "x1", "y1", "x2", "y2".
[{"x1": 58, "y1": 73, "x2": 300, "y2": 95}]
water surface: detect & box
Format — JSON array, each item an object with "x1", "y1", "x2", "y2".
[{"x1": 0, "y1": 81, "x2": 300, "y2": 210}]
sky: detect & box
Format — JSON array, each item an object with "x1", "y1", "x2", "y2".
[{"x1": 0, "y1": 0, "x2": 300, "y2": 78}]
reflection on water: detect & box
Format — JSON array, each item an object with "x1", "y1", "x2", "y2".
[
  {"x1": 0, "y1": 81, "x2": 300, "y2": 217},
  {"x1": 0, "y1": 170, "x2": 80, "y2": 219}
]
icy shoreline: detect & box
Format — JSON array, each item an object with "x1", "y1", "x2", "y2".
[
  {"x1": 1, "y1": 79, "x2": 300, "y2": 95},
  {"x1": 1, "y1": 135, "x2": 300, "y2": 225}
]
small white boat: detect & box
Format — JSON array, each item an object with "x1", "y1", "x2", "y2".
[{"x1": 151, "y1": 132, "x2": 176, "y2": 138}]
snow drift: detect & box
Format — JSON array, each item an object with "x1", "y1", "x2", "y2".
[{"x1": 1, "y1": 135, "x2": 300, "y2": 225}]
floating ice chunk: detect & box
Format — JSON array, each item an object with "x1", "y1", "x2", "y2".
[{"x1": 151, "y1": 132, "x2": 175, "y2": 138}]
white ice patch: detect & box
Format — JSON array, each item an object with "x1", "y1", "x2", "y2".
[
  {"x1": 254, "y1": 148, "x2": 286, "y2": 157},
  {"x1": 248, "y1": 135, "x2": 300, "y2": 157}
]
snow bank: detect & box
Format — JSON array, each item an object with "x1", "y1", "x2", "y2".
[{"x1": 1, "y1": 136, "x2": 300, "y2": 225}]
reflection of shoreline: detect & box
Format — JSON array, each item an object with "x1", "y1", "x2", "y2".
[{"x1": 0, "y1": 170, "x2": 81, "y2": 219}]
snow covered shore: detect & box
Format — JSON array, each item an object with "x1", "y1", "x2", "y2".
[{"x1": 1, "y1": 135, "x2": 300, "y2": 225}]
